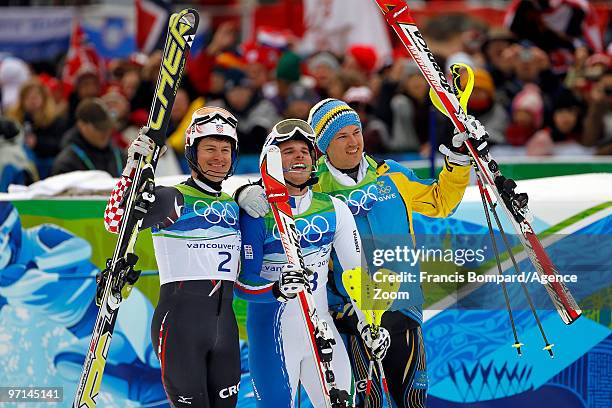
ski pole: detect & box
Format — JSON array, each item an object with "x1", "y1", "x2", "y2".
[
  {"x1": 367, "y1": 321, "x2": 392, "y2": 408},
  {"x1": 376, "y1": 359, "x2": 392, "y2": 408},
  {"x1": 363, "y1": 311, "x2": 376, "y2": 408},
  {"x1": 364, "y1": 357, "x2": 375, "y2": 408},
  {"x1": 476, "y1": 174, "x2": 524, "y2": 356},
  {"x1": 342, "y1": 267, "x2": 398, "y2": 408}
]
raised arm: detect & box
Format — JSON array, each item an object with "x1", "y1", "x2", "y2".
[{"x1": 103, "y1": 132, "x2": 180, "y2": 233}]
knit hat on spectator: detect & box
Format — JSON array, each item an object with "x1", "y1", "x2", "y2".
[
  {"x1": 474, "y1": 69, "x2": 495, "y2": 98},
  {"x1": 512, "y1": 84, "x2": 544, "y2": 128},
  {"x1": 481, "y1": 27, "x2": 516, "y2": 53},
  {"x1": 347, "y1": 45, "x2": 378, "y2": 73},
  {"x1": 307, "y1": 52, "x2": 340, "y2": 72},
  {"x1": 74, "y1": 65, "x2": 101, "y2": 90},
  {"x1": 308, "y1": 98, "x2": 362, "y2": 153},
  {"x1": 0, "y1": 56, "x2": 31, "y2": 111},
  {"x1": 101, "y1": 86, "x2": 129, "y2": 120},
  {"x1": 241, "y1": 42, "x2": 279, "y2": 71},
  {"x1": 276, "y1": 51, "x2": 301, "y2": 83},
  {"x1": 585, "y1": 53, "x2": 611, "y2": 69},
  {"x1": 445, "y1": 51, "x2": 475, "y2": 76},
  {"x1": 102, "y1": 85, "x2": 127, "y2": 101},
  {"x1": 344, "y1": 86, "x2": 374, "y2": 114}
]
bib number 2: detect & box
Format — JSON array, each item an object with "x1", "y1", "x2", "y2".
[{"x1": 218, "y1": 251, "x2": 232, "y2": 273}]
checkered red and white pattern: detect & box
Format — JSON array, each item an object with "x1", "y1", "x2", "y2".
[{"x1": 104, "y1": 175, "x2": 133, "y2": 233}]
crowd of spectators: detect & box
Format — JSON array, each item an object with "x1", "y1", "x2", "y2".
[{"x1": 0, "y1": 0, "x2": 611, "y2": 192}]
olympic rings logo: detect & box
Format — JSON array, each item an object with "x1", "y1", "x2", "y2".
[
  {"x1": 272, "y1": 215, "x2": 330, "y2": 244},
  {"x1": 335, "y1": 184, "x2": 378, "y2": 215},
  {"x1": 377, "y1": 181, "x2": 391, "y2": 195},
  {"x1": 192, "y1": 200, "x2": 238, "y2": 226}
]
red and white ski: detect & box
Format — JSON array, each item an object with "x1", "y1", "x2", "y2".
[
  {"x1": 373, "y1": 0, "x2": 581, "y2": 325},
  {"x1": 260, "y1": 145, "x2": 351, "y2": 408}
]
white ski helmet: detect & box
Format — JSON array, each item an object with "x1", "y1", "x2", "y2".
[{"x1": 185, "y1": 106, "x2": 239, "y2": 178}]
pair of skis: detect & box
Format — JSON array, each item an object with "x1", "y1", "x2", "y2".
[
  {"x1": 260, "y1": 145, "x2": 352, "y2": 408},
  {"x1": 442, "y1": 62, "x2": 555, "y2": 356},
  {"x1": 374, "y1": 0, "x2": 581, "y2": 348},
  {"x1": 72, "y1": 10, "x2": 198, "y2": 408}
]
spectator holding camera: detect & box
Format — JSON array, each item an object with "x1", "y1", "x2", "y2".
[
  {"x1": 505, "y1": 0, "x2": 603, "y2": 72},
  {"x1": 497, "y1": 42, "x2": 561, "y2": 113}
]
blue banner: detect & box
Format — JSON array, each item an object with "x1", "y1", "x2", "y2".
[{"x1": 0, "y1": 8, "x2": 73, "y2": 62}]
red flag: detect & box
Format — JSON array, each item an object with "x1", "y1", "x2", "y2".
[
  {"x1": 135, "y1": 0, "x2": 171, "y2": 53},
  {"x1": 61, "y1": 22, "x2": 104, "y2": 99}
]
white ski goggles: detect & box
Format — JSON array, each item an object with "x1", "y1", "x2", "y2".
[
  {"x1": 265, "y1": 119, "x2": 316, "y2": 149},
  {"x1": 186, "y1": 111, "x2": 239, "y2": 147}
]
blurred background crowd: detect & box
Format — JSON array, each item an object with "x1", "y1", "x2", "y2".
[{"x1": 0, "y1": 0, "x2": 611, "y2": 192}]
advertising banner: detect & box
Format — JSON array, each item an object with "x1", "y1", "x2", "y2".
[{"x1": 0, "y1": 8, "x2": 74, "y2": 62}]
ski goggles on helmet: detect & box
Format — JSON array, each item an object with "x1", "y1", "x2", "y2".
[
  {"x1": 185, "y1": 107, "x2": 239, "y2": 180},
  {"x1": 185, "y1": 107, "x2": 238, "y2": 148},
  {"x1": 261, "y1": 119, "x2": 318, "y2": 172},
  {"x1": 263, "y1": 119, "x2": 316, "y2": 151}
]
